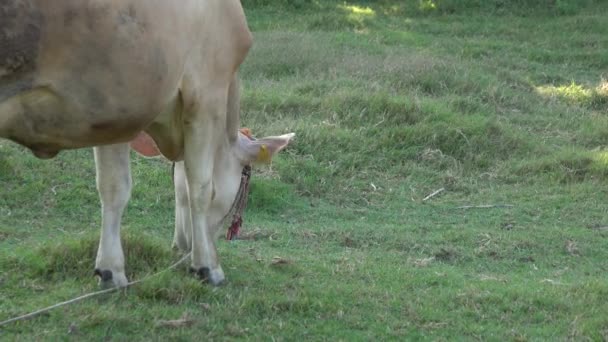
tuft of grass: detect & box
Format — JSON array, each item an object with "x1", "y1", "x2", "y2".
[{"x1": 2, "y1": 231, "x2": 173, "y2": 282}]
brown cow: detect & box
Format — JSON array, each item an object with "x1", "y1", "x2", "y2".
[{"x1": 0, "y1": 0, "x2": 294, "y2": 286}]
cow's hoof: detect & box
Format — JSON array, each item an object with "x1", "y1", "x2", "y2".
[
  {"x1": 94, "y1": 269, "x2": 128, "y2": 289},
  {"x1": 190, "y1": 266, "x2": 225, "y2": 286}
]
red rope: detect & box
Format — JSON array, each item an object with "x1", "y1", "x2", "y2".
[
  {"x1": 226, "y1": 216, "x2": 242, "y2": 241},
  {"x1": 226, "y1": 165, "x2": 251, "y2": 240}
]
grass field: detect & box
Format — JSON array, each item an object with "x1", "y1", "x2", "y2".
[{"x1": 2, "y1": 1, "x2": 608, "y2": 340}]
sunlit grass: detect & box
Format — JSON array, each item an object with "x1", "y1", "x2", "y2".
[
  {"x1": 597, "y1": 79, "x2": 608, "y2": 96},
  {"x1": 339, "y1": 4, "x2": 375, "y2": 16},
  {"x1": 336, "y1": 4, "x2": 376, "y2": 32},
  {"x1": 536, "y1": 83, "x2": 593, "y2": 103},
  {"x1": 592, "y1": 149, "x2": 608, "y2": 169},
  {"x1": 536, "y1": 80, "x2": 608, "y2": 108},
  {"x1": 420, "y1": 0, "x2": 437, "y2": 11}
]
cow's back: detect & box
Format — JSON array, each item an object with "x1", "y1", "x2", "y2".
[{"x1": 0, "y1": 0, "x2": 251, "y2": 158}]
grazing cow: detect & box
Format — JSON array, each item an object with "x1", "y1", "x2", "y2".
[{"x1": 0, "y1": 0, "x2": 294, "y2": 286}]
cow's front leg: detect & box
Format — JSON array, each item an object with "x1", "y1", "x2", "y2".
[
  {"x1": 93, "y1": 143, "x2": 131, "y2": 288},
  {"x1": 183, "y1": 90, "x2": 227, "y2": 286},
  {"x1": 172, "y1": 161, "x2": 192, "y2": 252}
]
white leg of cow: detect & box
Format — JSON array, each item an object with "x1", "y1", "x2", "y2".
[
  {"x1": 93, "y1": 143, "x2": 131, "y2": 288},
  {"x1": 172, "y1": 161, "x2": 192, "y2": 251},
  {"x1": 184, "y1": 91, "x2": 227, "y2": 286}
]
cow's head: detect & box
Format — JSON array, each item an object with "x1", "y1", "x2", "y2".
[
  {"x1": 207, "y1": 130, "x2": 295, "y2": 234},
  {"x1": 135, "y1": 128, "x2": 294, "y2": 244}
]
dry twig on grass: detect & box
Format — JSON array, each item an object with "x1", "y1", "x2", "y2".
[
  {"x1": 422, "y1": 188, "x2": 445, "y2": 202},
  {"x1": 411, "y1": 257, "x2": 435, "y2": 267},
  {"x1": 565, "y1": 240, "x2": 580, "y2": 256},
  {"x1": 540, "y1": 279, "x2": 568, "y2": 286},
  {"x1": 271, "y1": 256, "x2": 291, "y2": 265},
  {"x1": 155, "y1": 313, "x2": 195, "y2": 329},
  {"x1": 455, "y1": 204, "x2": 514, "y2": 210}
]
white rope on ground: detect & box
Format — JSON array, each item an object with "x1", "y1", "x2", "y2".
[{"x1": 0, "y1": 252, "x2": 192, "y2": 327}]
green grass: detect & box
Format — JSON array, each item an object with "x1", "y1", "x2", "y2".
[{"x1": 2, "y1": 1, "x2": 608, "y2": 340}]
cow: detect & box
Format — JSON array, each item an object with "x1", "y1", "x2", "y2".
[{"x1": 0, "y1": 0, "x2": 294, "y2": 287}]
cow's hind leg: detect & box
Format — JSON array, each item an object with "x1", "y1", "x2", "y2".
[
  {"x1": 172, "y1": 161, "x2": 192, "y2": 251},
  {"x1": 93, "y1": 143, "x2": 131, "y2": 288}
]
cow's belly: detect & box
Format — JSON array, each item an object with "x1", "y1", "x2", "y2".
[{"x1": 0, "y1": 85, "x2": 170, "y2": 158}]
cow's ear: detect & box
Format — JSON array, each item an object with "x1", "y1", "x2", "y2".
[{"x1": 236, "y1": 132, "x2": 295, "y2": 164}]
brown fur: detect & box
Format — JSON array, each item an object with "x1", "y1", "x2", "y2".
[{"x1": 0, "y1": 0, "x2": 252, "y2": 160}]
